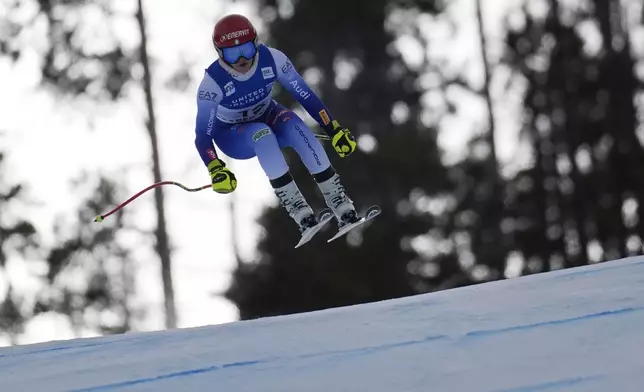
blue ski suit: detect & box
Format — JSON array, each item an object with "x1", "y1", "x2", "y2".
[{"x1": 194, "y1": 44, "x2": 337, "y2": 180}]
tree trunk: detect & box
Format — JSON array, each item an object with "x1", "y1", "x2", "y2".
[
  {"x1": 529, "y1": 113, "x2": 551, "y2": 272},
  {"x1": 587, "y1": 0, "x2": 630, "y2": 258},
  {"x1": 475, "y1": 0, "x2": 505, "y2": 270},
  {"x1": 475, "y1": 0, "x2": 499, "y2": 173},
  {"x1": 546, "y1": 0, "x2": 590, "y2": 266},
  {"x1": 135, "y1": 0, "x2": 177, "y2": 329}
]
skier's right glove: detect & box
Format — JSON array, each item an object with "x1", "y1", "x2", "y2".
[{"x1": 208, "y1": 158, "x2": 237, "y2": 194}]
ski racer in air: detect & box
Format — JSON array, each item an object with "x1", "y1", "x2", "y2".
[{"x1": 193, "y1": 14, "x2": 364, "y2": 243}]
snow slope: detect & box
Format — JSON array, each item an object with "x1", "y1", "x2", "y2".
[{"x1": 1, "y1": 257, "x2": 643, "y2": 392}]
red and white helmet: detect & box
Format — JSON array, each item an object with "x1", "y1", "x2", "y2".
[{"x1": 212, "y1": 14, "x2": 258, "y2": 63}]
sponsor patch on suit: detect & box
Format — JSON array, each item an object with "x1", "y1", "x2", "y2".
[{"x1": 252, "y1": 128, "x2": 272, "y2": 142}]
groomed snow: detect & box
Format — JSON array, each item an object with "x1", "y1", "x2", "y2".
[{"x1": 1, "y1": 257, "x2": 643, "y2": 392}]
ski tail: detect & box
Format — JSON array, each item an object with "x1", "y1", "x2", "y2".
[{"x1": 327, "y1": 205, "x2": 381, "y2": 243}]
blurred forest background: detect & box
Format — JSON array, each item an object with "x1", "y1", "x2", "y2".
[{"x1": 2, "y1": 0, "x2": 644, "y2": 345}]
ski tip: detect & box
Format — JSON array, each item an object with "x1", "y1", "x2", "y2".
[
  {"x1": 318, "y1": 208, "x2": 333, "y2": 221},
  {"x1": 365, "y1": 205, "x2": 382, "y2": 213},
  {"x1": 94, "y1": 215, "x2": 104, "y2": 223}
]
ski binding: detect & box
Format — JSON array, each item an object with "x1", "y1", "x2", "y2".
[{"x1": 294, "y1": 208, "x2": 334, "y2": 248}]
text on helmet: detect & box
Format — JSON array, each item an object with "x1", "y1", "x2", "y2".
[{"x1": 220, "y1": 29, "x2": 250, "y2": 42}]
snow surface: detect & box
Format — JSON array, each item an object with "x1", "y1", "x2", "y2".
[{"x1": 1, "y1": 257, "x2": 643, "y2": 392}]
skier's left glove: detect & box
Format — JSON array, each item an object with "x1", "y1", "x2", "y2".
[
  {"x1": 208, "y1": 158, "x2": 237, "y2": 194},
  {"x1": 327, "y1": 120, "x2": 356, "y2": 158}
]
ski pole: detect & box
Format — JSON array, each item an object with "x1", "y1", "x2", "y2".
[
  {"x1": 314, "y1": 133, "x2": 330, "y2": 141},
  {"x1": 96, "y1": 134, "x2": 328, "y2": 223},
  {"x1": 94, "y1": 181, "x2": 210, "y2": 223}
]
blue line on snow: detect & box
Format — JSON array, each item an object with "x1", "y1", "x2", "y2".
[
  {"x1": 70, "y1": 361, "x2": 262, "y2": 392},
  {"x1": 465, "y1": 306, "x2": 643, "y2": 338},
  {"x1": 0, "y1": 342, "x2": 114, "y2": 359},
  {"x1": 554, "y1": 259, "x2": 644, "y2": 280},
  {"x1": 69, "y1": 336, "x2": 450, "y2": 391},
  {"x1": 23, "y1": 299, "x2": 640, "y2": 390},
  {"x1": 222, "y1": 360, "x2": 262, "y2": 368},
  {"x1": 493, "y1": 375, "x2": 601, "y2": 392},
  {"x1": 298, "y1": 334, "x2": 448, "y2": 360},
  {"x1": 63, "y1": 305, "x2": 637, "y2": 391}
]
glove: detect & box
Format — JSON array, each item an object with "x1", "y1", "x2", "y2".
[
  {"x1": 328, "y1": 120, "x2": 357, "y2": 158},
  {"x1": 208, "y1": 158, "x2": 237, "y2": 194}
]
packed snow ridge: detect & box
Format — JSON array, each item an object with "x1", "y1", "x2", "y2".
[{"x1": 1, "y1": 257, "x2": 643, "y2": 392}]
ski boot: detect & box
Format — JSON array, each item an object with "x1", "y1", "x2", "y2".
[
  {"x1": 317, "y1": 172, "x2": 382, "y2": 243},
  {"x1": 274, "y1": 180, "x2": 316, "y2": 230},
  {"x1": 317, "y1": 173, "x2": 359, "y2": 228},
  {"x1": 275, "y1": 179, "x2": 334, "y2": 247}
]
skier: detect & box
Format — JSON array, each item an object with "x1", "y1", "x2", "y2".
[{"x1": 193, "y1": 14, "x2": 360, "y2": 239}]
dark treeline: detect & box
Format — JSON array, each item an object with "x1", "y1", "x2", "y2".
[{"x1": 225, "y1": 0, "x2": 644, "y2": 319}]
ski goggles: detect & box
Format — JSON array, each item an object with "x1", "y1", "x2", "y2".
[{"x1": 220, "y1": 41, "x2": 257, "y2": 64}]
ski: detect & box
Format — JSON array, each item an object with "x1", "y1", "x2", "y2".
[
  {"x1": 327, "y1": 205, "x2": 381, "y2": 243},
  {"x1": 294, "y1": 208, "x2": 334, "y2": 248}
]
